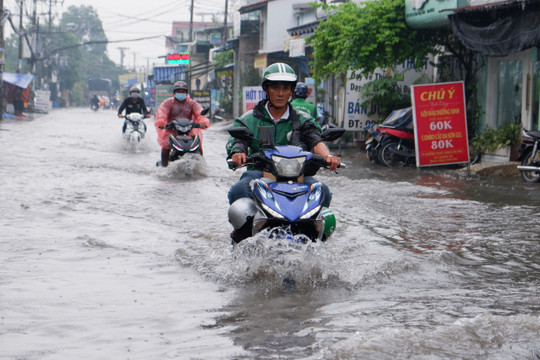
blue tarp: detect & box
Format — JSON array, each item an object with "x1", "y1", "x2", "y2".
[
  {"x1": 2, "y1": 73, "x2": 34, "y2": 89},
  {"x1": 153, "y1": 65, "x2": 186, "y2": 83}
]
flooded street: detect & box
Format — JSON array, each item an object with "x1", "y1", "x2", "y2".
[{"x1": 1, "y1": 108, "x2": 539, "y2": 359}]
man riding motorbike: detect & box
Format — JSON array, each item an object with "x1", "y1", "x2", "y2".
[
  {"x1": 154, "y1": 80, "x2": 210, "y2": 167},
  {"x1": 226, "y1": 62, "x2": 340, "y2": 243},
  {"x1": 117, "y1": 86, "x2": 151, "y2": 133}
]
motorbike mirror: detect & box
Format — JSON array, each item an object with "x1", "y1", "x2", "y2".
[
  {"x1": 321, "y1": 127, "x2": 346, "y2": 142},
  {"x1": 201, "y1": 107, "x2": 209, "y2": 116},
  {"x1": 228, "y1": 127, "x2": 256, "y2": 142}
]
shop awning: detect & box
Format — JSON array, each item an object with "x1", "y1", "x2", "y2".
[
  {"x1": 2, "y1": 73, "x2": 33, "y2": 89},
  {"x1": 447, "y1": 0, "x2": 540, "y2": 56},
  {"x1": 153, "y1": 65, "x2": 186, "y2": 83}
]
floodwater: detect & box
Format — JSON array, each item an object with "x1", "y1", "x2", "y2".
[{"x1": 1, "y1": 108, "x2": 539, "y2": 360}]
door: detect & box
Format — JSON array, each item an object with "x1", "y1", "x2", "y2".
[{"x1": 486, "y1": 50, "x2": 533, "y2": 129}]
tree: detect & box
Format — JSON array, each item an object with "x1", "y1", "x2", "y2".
[
  {"x1": 308, "y1": 0, "x2": 483, "y2": 135},
  {"x1": 308, "y1": 0, "x2": 446, "y2": 81}
]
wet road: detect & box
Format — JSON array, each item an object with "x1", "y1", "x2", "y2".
[{"x1": 1, "y1": 108, "x2": 539, "y2": 359}]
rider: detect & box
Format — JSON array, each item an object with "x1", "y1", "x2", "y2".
[
  {"x1": 90, "y1": 94, "x2": 100, "y2": 109},
  {"x1": 117, "y1": 87, "x2": 150, "y2": 133},
  {"x1": 291, "y1": 82, "x2": 317, "y2": 120},
  {"x1": 154, "y1": 80, "x2": 210, "y2": 167},
  {"x1": 226, "y1": 62, "x2": 340, "y2": 242}
]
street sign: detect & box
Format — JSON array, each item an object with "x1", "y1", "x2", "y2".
[{"x1": 411, "y1": 81, "x2": 470, "y2": 167}]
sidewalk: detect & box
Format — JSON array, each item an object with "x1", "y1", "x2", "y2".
[{"x1": 459, "y1": 161, "x2": 521, "y2": 178}]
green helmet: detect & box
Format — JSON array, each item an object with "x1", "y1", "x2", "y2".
[
  {"x1": 261, "y1": 62, "x2": 297, "y2": 88},
  {"x1": 320, "y1": 207, "x2": 336, "y2": 240}
]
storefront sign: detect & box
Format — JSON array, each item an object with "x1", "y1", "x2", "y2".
[
  {"x1": 243, "y1": 86, "x2": 266, "y2": 113},
  {"x1": 343, "y1": 59, "x2": 433, "y2": 131},
  {"x1": 191, "y1": 90, "x2": 211, "y2": 111},
  {"x1": 411, "y1": 81, "x2": 469, "y2": 167}
]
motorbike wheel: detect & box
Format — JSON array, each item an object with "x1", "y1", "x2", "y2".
[
  {"x1": 378, "y1": 142, "x2": 409, "y2": 167},
  {"x1": 520, "y1": 152, "x2": 540, "y2": 183}
]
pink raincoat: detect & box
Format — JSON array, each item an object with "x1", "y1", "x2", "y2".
[{"x1": 154, "y1": 95, "x2": 210, "y2": 149}]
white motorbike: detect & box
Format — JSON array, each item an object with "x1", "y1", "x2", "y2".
[{"x1": 122, "y1": 113, "x2": 147, "y2": 150}]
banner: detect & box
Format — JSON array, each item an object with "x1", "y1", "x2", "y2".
[
  {"x1": 243, "y1": 86, "x2": 266, "y2": 113},
  {"x1": 411, "y1": 81, "x2": 469, "y2": 167},
  {"x1": 343, "y1": 60, "x2": 433, "y2": 131},
  {"x1": 33, "y1": 90, "x2": 51, "y2": 112},
  {"x1": 191, "y1": 90, "x2": 211, "y2": 111}
]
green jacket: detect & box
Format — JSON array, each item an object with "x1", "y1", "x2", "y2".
[
  {"x1": 291, "y1": 98, "x2": 317, "y2": 119},
  {"x1": 226, "y1": 99, "x2": 323, "y2": 160}
]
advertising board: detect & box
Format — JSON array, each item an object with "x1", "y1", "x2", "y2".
[
  {"x1": 411, "y1": 81, "x2": 470, "y2": 167},
  {"x1": 343, "y1": 60, "x2": 433, "y2": 131},
  {"x1": 243, "y1": 86, "x2": 266, "y2": 113}
]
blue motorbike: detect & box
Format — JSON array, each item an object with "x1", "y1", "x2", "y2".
[{"x1": 227, "y1": 126, "x2": 345, "y2": 243}]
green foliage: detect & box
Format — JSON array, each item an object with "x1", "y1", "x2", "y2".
[
  {"x1": 213, "y1": 50, "x2": 234, "y2": 69},
  {"x1": 360, "y1": 74, "x2": 411, "y2": 120},
  {"x1": 470, "y1": 123, "x2": 522, "y2": 153},
  {"x1": 241, "y1": 65, "x2": 261, "y2": 87},
  {"x1": 308, "y1": 0, "x2": 446, "y2": 81}
]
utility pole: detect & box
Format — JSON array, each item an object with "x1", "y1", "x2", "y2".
[
  {"x1": 118, "y1": 47, "x2": 128, "y2": 68},
  {"x1": 0, "y1": 0, "x2": 5, "y2": 121},
  {"x1": 17, "y1": 0, "x2": 23, "y2": 73},
  {"x1": 189, "y1": 0, "x2": 194, "y2": 42},
  {"x1": 223, "y1": 0, "x2": 228, "y2": 44}
]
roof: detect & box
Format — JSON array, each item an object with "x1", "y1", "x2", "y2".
[
  {"x1": 239, "y1": 0, "x2": 272, "y2": 14},
  {"x1": 442, "y1": 0, "x2": 539, "y2": 12},
  {"x1": 287, "y1": 19, "x2": 322, "y2": 36}
]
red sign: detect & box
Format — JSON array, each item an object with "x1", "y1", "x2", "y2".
[
  {"x1": 167, "y1": 53, "x2": 190, "y2": 65},
  {"x1": 411, "y1": 82, "x2": 469, "y2": 167}
]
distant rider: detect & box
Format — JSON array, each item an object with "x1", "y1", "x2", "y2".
[
  {"x1": 154, "y1": 80, "x2": 210, "y2": 167},
  {"x1": 291, "y1": 82, "x2": 318, "y2": 120},
  {"x1": 226, "y1": 63, "x2": 340, "y2": 242},
  {"x1": 117, "y1": 87, "x2": 151, "y2": 133},
  {"x1": 90, "y1": 94, "x2": 100, "y2": 109}
]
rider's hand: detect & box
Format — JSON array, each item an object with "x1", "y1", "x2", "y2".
[
  {"x1": 325, "y1": 154, "x2": 340, "y2": 171},
  {"x1": 231, "y1": 152, "x2": 247, "y2": 167},
  {"x1": 200, "y1": 123, "x2": 208, "y2": 130},
  {"x1": 117, "y1": 114, "x2": 123, "y2": 118}
]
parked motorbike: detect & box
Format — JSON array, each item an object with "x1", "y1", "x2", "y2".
[
  {"x1": 516, "y1": 128, "x2": 540, "y2": 183},
  {"x1": 227, "y1": 125, "x2": 345, "y2": 243},
  {"x1": 123, "y1": 113, "x2": 147, "y2": 150},
  {"x1": 365, "y1": 108, "x2": 415, "y2": 167}
]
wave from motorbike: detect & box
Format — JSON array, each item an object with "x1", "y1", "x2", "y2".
[
  {"x1": 227, "y1": 125, "x2": 345, "y2": 244},
  {"x1": 517, "y1": 128, "x2": 540, "y2": 183},
  {"x1": 122, "y1": 113, "x2": 147, "y2": 151}
]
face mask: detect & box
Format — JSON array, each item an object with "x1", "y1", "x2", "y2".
[
  {"x1": 175, "y1": 93, "x2": 187, "y2": 101},
  {"x1": 130, "y1": 93, "x2": 139, "y2": 98}
]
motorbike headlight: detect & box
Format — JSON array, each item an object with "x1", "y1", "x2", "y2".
[
  {"x1": 300, "y1": 205, "x2": 321, "y2": 219},
  {"x1": 179, "y1": 126, "x2": 189, "y2": 133},
  {"x1": 272, "y1": 155, "x2": 306, "y2": 178}
]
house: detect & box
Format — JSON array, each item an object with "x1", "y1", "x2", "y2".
[{"x1": 406, "y1": 0, "x2": 540, "y2": 159}]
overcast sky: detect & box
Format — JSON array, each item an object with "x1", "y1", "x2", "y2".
[{"x1": 4, "y1": 0, "x2": 234, "y2": 70}]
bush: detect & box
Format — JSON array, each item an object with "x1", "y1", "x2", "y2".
[{"x1": 471, "y1": 123, "x2": 521, "y2": 153}]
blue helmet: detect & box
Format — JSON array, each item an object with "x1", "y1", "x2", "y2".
[{"x1": 294, "y1": 82, "x2": 309, "y2": 98}]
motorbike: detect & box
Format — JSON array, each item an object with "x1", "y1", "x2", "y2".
[
  {"x1": 123, "y1": 113, "x2": 147, "y2": 150},
  {"x1": 227, "y1": 125, "x2": 345, "y2": 244},
  {"x1": 90, "y1": 103, "x2": 99, "y2": 112},
  {"x1": 516, "y1": 128, "x2": 540, "y2": 183},
  {"x1": 155, "y1": 108, "x2": 209, "y2": 167},
  {"x1": 365, "y1": 108, "x2": 415, "y2": 167}
]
